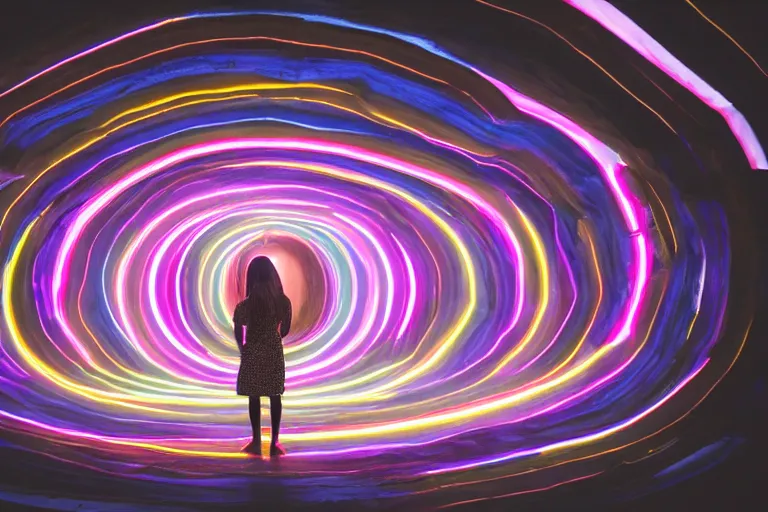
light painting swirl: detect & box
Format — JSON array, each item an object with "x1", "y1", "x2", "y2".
[{"x1": 0, "y1": 4, "x2": 759, "y2": 508}]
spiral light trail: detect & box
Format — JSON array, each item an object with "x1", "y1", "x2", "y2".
[{"x1": 0, "y1": 3, "x2": 759, "y2": 506}]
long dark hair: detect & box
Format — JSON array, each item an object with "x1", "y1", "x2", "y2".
[{"x1": 246, "y1": 256, "x2": 285, "y2": 315}]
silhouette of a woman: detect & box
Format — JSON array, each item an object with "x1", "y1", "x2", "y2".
[{"x1": 233, "y1": 256, "x2": 292, "y2": 456}]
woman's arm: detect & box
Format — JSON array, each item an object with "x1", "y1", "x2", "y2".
[
  {"x1": 233, "y1": 304, "x2": 244, "y2": 354},
  {"x1": 234, "y1": 323, "x2": 244, "y2": 354},
  {"x1": 279, "y1": 297, "x2": 292, "y2": 338}
]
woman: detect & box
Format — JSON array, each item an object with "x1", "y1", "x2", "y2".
[{"x1": 233, "y1": 256, "x2": 292, "y2": 456}]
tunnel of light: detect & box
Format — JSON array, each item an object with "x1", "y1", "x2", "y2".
[{"x1": 0, "y1": 6, "x2": 758, "y2": 491}]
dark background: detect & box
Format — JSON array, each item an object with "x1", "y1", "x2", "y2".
[{"x1": 1, "y1": 1, "x2": 766, "y2": 510}]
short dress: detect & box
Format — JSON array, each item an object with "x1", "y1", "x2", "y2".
[{"x1": 233, "y1": 295, "x2": 292, "y2": 396}]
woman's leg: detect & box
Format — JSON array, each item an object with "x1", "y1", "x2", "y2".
[
  {"x1": 269, "y1": 395, "x2": 283, "y2": 452},
  {"x1": 248, "y1": 396, "x2": 261, "y2": 442}
]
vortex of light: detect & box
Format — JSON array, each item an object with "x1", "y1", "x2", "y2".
[{"x1": 0, "y1": 4, "x2": 758, "y2": 501}]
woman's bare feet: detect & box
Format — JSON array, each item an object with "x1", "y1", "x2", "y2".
[
  {"x1": 269, "y1": 442, "x2": 286, "y2": 457},
  {"x1": 242, "y1": 440, "x2": 261, "y2": 455}
]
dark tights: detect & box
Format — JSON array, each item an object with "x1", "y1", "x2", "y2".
[{"x1": 248, "y1": 396, "x2": 282, "y2": 445}]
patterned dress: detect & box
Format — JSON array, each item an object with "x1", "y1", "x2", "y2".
[{"x1": 233, "y1": 295, "x2": 292, "y2": 396}]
